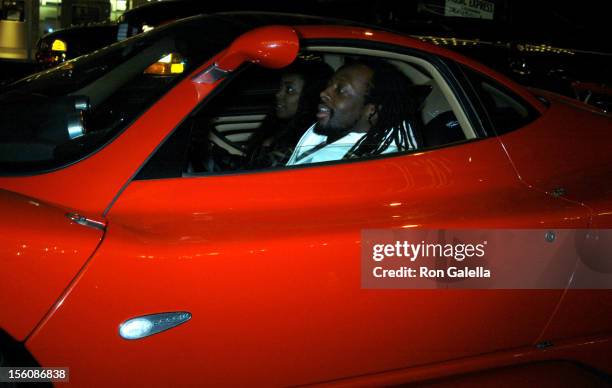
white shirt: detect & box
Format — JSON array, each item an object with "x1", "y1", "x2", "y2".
[{"x1": 286, "y1": 123, "x2": 411, "y2": 165}]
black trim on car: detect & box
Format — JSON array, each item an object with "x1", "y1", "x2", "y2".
[
  {"x1": 457, "y1": 63, "x2": 542, "y2": 136},
  {"x1": 440, "y1": 58, "x2": 492, "y2": 138}
]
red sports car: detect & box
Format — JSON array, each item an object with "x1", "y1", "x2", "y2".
[{"x1": 0, "y1": 13, "x2": 611, "y2": 386}]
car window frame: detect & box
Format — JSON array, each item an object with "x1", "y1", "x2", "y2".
[
  {"x1": 456, "y1": 63, "x2": 542, "y2": 136},
  {"x1": 135, "y1": 38, "x2": 504, "y2": 180}
]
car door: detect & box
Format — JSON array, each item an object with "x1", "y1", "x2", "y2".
[{"x1": 24, "y1": 36, "x2": 592, "y2": 386}]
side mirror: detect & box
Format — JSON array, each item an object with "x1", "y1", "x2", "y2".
[{"x1": 193, "y1": 25, "x2": 299, "y2": 84}]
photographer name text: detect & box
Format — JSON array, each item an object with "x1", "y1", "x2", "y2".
[{"x1": 371, "y1": 240, "x2": 491, "y2": 279}]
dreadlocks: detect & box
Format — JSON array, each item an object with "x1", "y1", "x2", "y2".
[{"x1": 343, "y1": 58, "x2": 422, "y2": 159}]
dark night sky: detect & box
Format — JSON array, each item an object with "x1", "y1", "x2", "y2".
[
  {"x1": 508, "y1": 1, "x2": 609, "y2": 51},
  {"x1": 311, "y1": 0, "x2": 610, "y2": 51}
]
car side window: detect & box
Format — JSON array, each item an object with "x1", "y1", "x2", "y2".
[
  {"x1": 137, "y1": 53, "x2": 473, "y2": 179},
  {"x1": 461, "y1": 66, "x2": 540, "y2": 135},
  {"x1": 189, "y1": 65, "x2": 281, "y2": 173}
]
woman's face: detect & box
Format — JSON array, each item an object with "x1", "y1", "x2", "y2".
[{"x1": 275, "y1": 73, "x2": 305, "y2": 120}]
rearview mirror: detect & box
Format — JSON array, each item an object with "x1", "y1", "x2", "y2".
[{"x1": 193, "y1": 25, "x2": 299, "y2": 84}]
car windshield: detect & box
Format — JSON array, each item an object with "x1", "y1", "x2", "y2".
[{"x1": 0, "y1": 15, "x2": 245, "y2": 175}]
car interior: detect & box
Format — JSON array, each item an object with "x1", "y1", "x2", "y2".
[{"x1": 180, "y1": 48, "x2": 477, "y2": 175}]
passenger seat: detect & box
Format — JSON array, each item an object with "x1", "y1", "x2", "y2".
[{"x1": 419, "y1": 81, "x2": 465, "y2": 148}]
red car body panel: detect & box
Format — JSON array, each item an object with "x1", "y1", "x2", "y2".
[
  {"x1": 498, "y1": 96, "x2": 612, "y2": 227},
  {"x1": 26, "y1": 137, "x2": 594, "y2": 385},
  {"x1": 0, "y1": 23, "x2": 610, "y2": 386},
  {"x1": 0, "y1": 190, "x2": 103, "y2": 341}
]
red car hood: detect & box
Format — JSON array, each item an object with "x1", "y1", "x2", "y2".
[{"x1": 0, "y1": 189, "x2": 104, "y2": 341}]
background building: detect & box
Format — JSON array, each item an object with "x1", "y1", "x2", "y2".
[{"x1": 1, "y1": 0, "x2": 131, "y2": 62}]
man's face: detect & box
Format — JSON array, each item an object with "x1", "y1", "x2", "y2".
[{"x1": 315, "y1": 64, "x2": 376, "y2": 137}]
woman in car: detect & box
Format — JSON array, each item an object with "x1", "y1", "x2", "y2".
[{"x1": 247, "y1": 58, "x2": 333, "y2": 168}]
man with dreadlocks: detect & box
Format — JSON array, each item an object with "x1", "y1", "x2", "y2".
[{"x1": 286, "y1": 58, "x2": 422, "y2": 165}]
